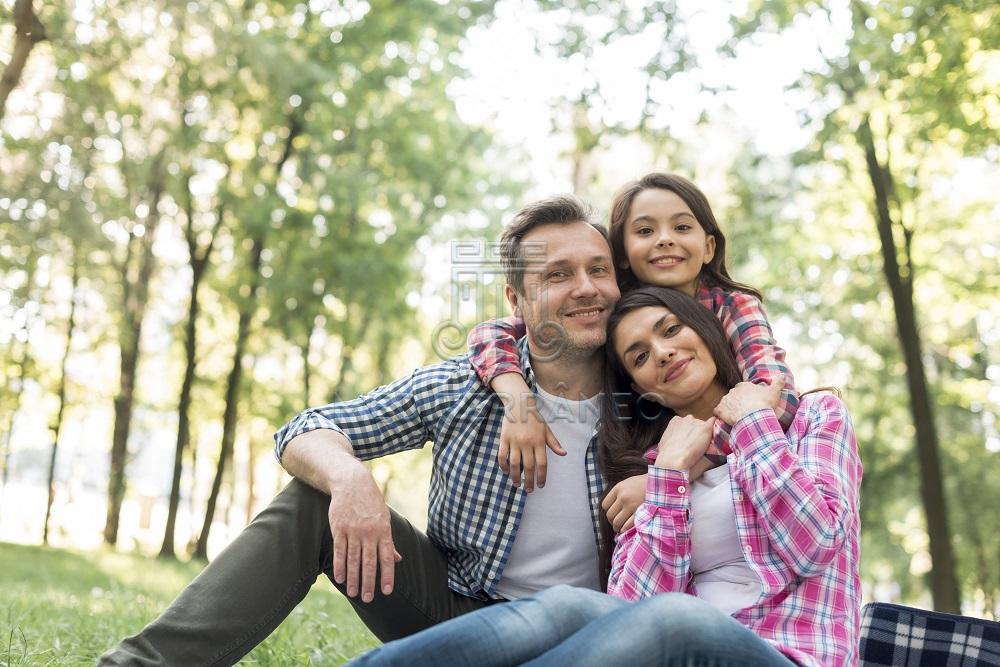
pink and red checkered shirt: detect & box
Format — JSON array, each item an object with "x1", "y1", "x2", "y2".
[
  {"x1": 467, "y1": 285, "x2": 799, "y2": 456},
  {"x1": 607, "y1": 395, "x2": 863, "y2": 667}
]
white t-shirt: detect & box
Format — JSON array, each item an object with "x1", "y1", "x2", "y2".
[
  {"x1": 689, "y1": 462, "x2": 763, "y2": 615},
  {"x1": 495, "y1": 387, "x2": 602, "y2": 600}
]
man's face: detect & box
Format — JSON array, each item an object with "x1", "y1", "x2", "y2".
[{"x1": 506, "y1": 222, "x2": 621, "y2": 357}]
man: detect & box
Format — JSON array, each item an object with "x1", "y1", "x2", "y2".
[{"x1": 100, "y1": 195, "x2": 621, "y2": 666}]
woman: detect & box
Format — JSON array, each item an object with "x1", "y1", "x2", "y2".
[{"x1": 349, "y1": 287, "x2": 862, "y2": 667}]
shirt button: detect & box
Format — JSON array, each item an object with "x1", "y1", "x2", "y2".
[
  {"x1": 735, "y1": 492, "x2": 744, "y2": 501},
  {"x1": 744, "y1": 545, "x2": 753, "y2": 555},
  {"x1": 507, "y1": 520, "x2": 516, "y2": 530},
  {"x1": 487, "y1": 572, "x2": 495, "y2": 579},
  {"x1": 677, "y1": 485, "x2": 686, "y2": 494}
]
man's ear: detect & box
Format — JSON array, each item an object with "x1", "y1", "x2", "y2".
[
  {"x1": 703, "y1": 235, "x2": 716, "y2": 265},
  {"x1": 505, "y1": 284, "x2": 521, "y2": 318}
]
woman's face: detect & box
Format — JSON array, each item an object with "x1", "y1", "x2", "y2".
[
  {"x1": 612, "y1": 305, "x2": 719, "y2": 415},
  {"x1": 620, "y1": 188, "x2": 716, "y2": 296}
]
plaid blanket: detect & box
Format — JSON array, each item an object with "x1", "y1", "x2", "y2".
[{"x1": 859, "y1": 602, "x2": 1000, "y2": 666}]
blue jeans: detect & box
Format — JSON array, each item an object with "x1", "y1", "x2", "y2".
[{"x1": 347, "y1": 585, "x2": 795, "y2": 667}]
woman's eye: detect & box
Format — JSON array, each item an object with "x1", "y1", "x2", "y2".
[
  {"x1": 664, "y1": 324, "x2": 681, "y2": 336},
  {"x1": 634, "y1": 352, "x2": 648, "y2": 367}
]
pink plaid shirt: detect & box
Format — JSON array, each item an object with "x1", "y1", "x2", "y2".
[
  {"x1": 467, "y1": 285, "x2": 798, "y2": 454},
  {"x1": 607, "y1": 394, "x2": 863, "y2": 667}
]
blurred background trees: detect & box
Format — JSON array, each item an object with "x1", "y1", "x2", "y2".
[{"x1": 1, "y1": 0, "x2": 997, "y2": 617}]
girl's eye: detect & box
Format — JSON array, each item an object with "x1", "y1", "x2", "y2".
[
  {"x1": 675, "y1": 223, "x2": 692, "y2": 232},
  {"x1": 635, "y1": 227, "x2": 652, "y2": 236}
]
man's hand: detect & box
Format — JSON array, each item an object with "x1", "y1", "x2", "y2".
[
  {"x1": 280, "y1": 429, "x2": 401, "y2": 604},
  {"x1": 713, "y1": 377, "x2": 785, "y2": 426},
  {"x1": 328, "y1": 468, "x2": 400, "y2": 603},
  {"x1": 493, "y1": 374, "x2": 565, "y2": 493},
  {"x1": 602, "y1": 474, "x2": 646, "y2": 532}
]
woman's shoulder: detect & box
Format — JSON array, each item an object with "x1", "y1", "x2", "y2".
[{"x1": 795, "y1": 391, "x2": 852, "y2": 429}]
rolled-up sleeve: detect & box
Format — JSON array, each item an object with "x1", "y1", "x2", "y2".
[{"x1": 273, "y1": 357, "x2": 473, "y2": 462}]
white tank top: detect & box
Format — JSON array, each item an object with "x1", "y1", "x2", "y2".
[{"x1": 689, "y1": 462, "x2": 763, "y2": 615}]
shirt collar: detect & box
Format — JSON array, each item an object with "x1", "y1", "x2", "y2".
[{"x1": 517, "y1": 337, "x2": 537, "y2": 390}]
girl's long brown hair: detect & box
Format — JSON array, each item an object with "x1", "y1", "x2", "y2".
[
  {"x1": 596, "y1": 286, "x2": 743, "y2": 588},
  {"x1": 609, "y1": 172, "x2": 762, "y2": 300}
]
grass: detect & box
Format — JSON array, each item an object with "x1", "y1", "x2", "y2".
[{"x1": 0, "y1": 542, "x2": 379, "y2": 666}]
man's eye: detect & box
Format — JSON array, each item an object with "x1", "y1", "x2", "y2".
[
  {"x1": 592, "y1": 266, "x2": 608, "y2": 274},
  {"x1": 549, "y1": 271, "x2": 568, "y2": 279}
]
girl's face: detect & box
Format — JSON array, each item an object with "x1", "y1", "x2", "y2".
[
  {"x1": 621, "y1": 188, "x2": 716, "y2": 296},
  {"x1": 612, "y1": 306, "x2": 721, "y2": 417}
]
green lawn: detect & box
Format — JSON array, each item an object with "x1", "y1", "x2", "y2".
[{"x1": 0, "y1": 542, "x2": 378, "y2": 666}]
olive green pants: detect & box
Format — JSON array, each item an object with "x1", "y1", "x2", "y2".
[{"x1": 98, "y1": 479, "x2": 490, "y2": 666}]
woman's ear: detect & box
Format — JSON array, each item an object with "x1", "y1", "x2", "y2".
[
  {"x1": 630, "y1": 382, "x2": 642, "y2": 395},
  {"x1": 703, "y1": 235, "x2": 717, "y2": 264}
]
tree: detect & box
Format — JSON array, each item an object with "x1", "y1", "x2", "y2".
[
  {"x1": 730, "y1": 0, "x2": 998, "y2": 613},
  {"x1": 0, "y1": 0, "x2": 47, "y2": 121}
]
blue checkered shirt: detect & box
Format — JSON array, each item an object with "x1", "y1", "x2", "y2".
[{"x1": 273, "y1": 339, "x2": 606, "y2": 600}]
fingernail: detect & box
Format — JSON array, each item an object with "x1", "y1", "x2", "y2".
[
  {"x1": 348, "y1": 588, "x2": 357, "y2": 596},
  {"x1": 362, "y1": 592, "x2": 373, "y2": 603},
  {"x1": 383, "y1": 585, "x2": 393, "y2": 594}
]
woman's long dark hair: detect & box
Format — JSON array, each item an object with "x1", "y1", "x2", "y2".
[
  {"x1": 608, "y1": 172, "x2": 762, "y2": 300},
  {"x1": 597, "y1": 286, "x2": 743, "y2": 587}
]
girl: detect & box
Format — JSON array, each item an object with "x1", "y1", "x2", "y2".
[{"x1": 469, "y1": 172, "x2": 798, "y2": 513}]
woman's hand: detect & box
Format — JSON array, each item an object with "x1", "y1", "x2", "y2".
[
  {"x1": 654, "y1": 415, "x2": 716, "y2": 471},
  {"x1": 713, "y1": 377, "x2": 786, "y2": 426}
]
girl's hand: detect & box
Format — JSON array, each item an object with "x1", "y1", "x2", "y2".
[
  {"x1": 713, "y1": 377, "x2": 786, "y2": 426},
  {"x1": 497, "y1": 398, "x2": 564, "y2": 492},
  {"x1": 602, "y1": 474, "x2": 646, "y2": 532},
  {"x1": 654, "y1": 415, "x2": 716, "y2": 471}
]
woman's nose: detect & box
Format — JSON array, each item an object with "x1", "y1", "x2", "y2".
[{"x1": 654, "y1": 342, "x2": 675, "y2": 363}]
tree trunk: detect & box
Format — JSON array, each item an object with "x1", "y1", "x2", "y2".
[
  {"x1": 160, "y1": 259, "x2": 204, "y2": 557},
  {"x1": 0, "y1": 0, "x2": 47, "y2": 122},
  {"x1": 195, "y1": 112, "x2": 302, "y2": 558},
  {"x1": 858, "y1": 115, "x2": 961, "y2": 612},
  {"x1": 0, "y1": 249, "x2": 37, "y2": 517},
  {"x1": 245, "y1": 436, "x2": 256, "y2": 526},
  {"x1": 104, "y1": 162, "x2": 166, "y2": 546},
  {"x1": 302, "y1": 330, "x2": 312, "y2": 408},
  {"x1": 160, "y1": 174, "x2": 224, "y2": 558},
  {"x1": 194, "y1": 234, "x2": 264, "y2": 559},
  {"x1": 43, "y1": 260, "x2": 80, "y2": 544}
]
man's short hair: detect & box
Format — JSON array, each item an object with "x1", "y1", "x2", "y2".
[{"x1": 500, "y1": 195, "x2": 611, "y2": 295}]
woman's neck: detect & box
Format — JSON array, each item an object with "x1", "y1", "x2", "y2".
[{"x1": 672, "y1": 381, "x2": 727, "y2": 421}]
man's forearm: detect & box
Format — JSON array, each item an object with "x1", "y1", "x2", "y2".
[{"x1": 281, "y1": 429, "x2": 369, "y2": 495}]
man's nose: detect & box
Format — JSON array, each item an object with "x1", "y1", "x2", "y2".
[{"x1": 571, "y1": 271, "x2": 599, "y2": 296}]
